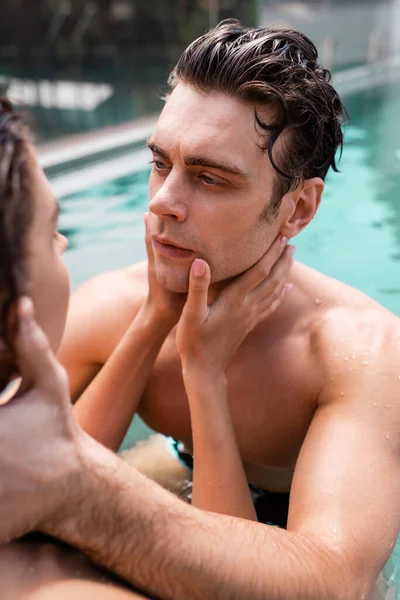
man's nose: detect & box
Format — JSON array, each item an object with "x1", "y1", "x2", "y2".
[{"x1": 149, "y1": 174, "x2": 188, "y2": 222}]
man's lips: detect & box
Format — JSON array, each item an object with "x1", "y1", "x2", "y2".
[{"x1": 152, "y1": 236, "x2": 195, "y2": 259}]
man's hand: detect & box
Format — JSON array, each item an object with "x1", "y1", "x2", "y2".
[
  {"x1": 0, "y1": 297, "x2": 82, "y2": 544},
  {"x1": 143, "y1": 213, "x2": 186, "y2": 325},
  {"x1": 176, "y1": 236, "x2": 294, "y2": 378}
]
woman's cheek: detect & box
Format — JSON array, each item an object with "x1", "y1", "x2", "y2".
[{"x1": 51, "y1": 262, "x2": 71, "y2": 353}]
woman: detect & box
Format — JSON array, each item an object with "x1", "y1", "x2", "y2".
[{"x1": 0, "y1": 98, "x2": 292, "y2": 598}]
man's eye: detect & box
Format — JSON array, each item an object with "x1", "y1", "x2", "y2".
[
  {"x1": 149, "y1": 159, "x2": 169, "y2": 171},
  {"x1": 201, "y1": 174, "x2": 221, "y2": 186}
]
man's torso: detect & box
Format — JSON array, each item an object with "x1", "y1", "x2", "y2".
[{"x1": 61, "y1": 260, "x2": 398, "y2": 482}]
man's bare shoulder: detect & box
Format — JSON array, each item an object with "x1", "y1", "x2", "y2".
[
  {"x1": 60, "y1": 262, "x2": 149, "y2": 365},
  {"x1": 317, "y1": 301, "x2": 399, "y2": 355},
  {"x1": 292, "y1": 262, "x2": 400, "y2": 380},
  {"x1": 72, "y1": 262, "x2": 149, "y2": 311},
  {"x1": 309, "y1": 282, "x2": 400, "y2": 397}
]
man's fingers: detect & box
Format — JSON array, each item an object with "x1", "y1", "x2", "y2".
[
  {"x1": 249, "y1": 245, "x2": 294, "y2": 304},
  {"x1": 14, "y1": 297, "x2": 66, "y2": 394},
  {"x1": 183, "y1": 259, "x2": 211, "y2": 324}
]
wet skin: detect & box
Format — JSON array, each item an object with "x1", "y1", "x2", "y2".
[{"x1": 57, "y1": 85, "x2": 400, "y2": 595}]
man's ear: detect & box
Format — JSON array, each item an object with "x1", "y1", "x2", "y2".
[{"x1": 279, "y1": 177, "x2": 324, "y2": 238}]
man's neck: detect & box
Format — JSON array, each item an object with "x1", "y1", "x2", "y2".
[{"x1": 207, "y1": 275, "x2": 241, "y2": 304}]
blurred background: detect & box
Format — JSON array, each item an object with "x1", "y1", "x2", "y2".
[
  {"x1": 1, "y1": 0, "x2": 399, "y2": 140},
  {"x1": 1, "y1": 3, "x2": 400, "y2": 593},
  {"x1": 1, "y1": 0, "x2": 259, "y2": 139}
]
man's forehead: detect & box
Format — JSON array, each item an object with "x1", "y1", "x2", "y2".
[
  {"x1": 159, "y1": 84, "x2": 255, "y2": 133},
  {"x1": 153, "y1": 85, "x2": 266, "y2": 163}
]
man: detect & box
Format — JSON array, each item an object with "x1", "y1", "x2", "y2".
[{"x1": 1, "y1": 20, "x2": 400, "y2": 600}]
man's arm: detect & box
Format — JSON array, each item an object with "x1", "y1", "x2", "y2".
[
  {"x1": 52, "y1": 311, "x2": 400, "y2": 600},
  {"x1": 5, "y1": 299, "x2": 400, "y2": 600},
  {"x1": 53, "y1": 430, "x2": 358, "y2": 600},
  {"x1": 286, "y1": 309, "x2": 400, "y2": 582}
]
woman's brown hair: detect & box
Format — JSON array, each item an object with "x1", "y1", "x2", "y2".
[{"x1": 0, "y1": 98, "x2": 34, "y2": 391}]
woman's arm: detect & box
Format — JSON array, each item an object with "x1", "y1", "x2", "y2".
[
  {"x1": 72, "y1": 305, "x2": 172, "y2": 452},
  {"x1": 177, "y1": 238, "x2": 294, "y2": 519},
  {"x1": 184, "y1": 371, "x2": 257, "y2": 520},
  {"x1": 73, "y1": 216, "x2": 186, "y2": 451}
]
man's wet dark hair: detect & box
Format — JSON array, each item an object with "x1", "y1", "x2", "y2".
[
  {"x1": 0, "y1": 98, "x2": 33, "y2": 389},
  {"x1": 169, "y1": 19, "x2": 346, "y2": 213}
]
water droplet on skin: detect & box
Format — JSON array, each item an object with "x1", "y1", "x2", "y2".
[
  {"x1": 362, "y1": 361, "x2": 370, "y2": 366},
  {"x1": 348, "y1": 367, "x2": 352, "y2": 372},
  {"x1": 373, "y1": 402, "x2": 380, "y2": 407},
  {"x1": 331, "y1": 376, "x2": 335, "y2": 381},
  {"x1": 384, "y1": 404, "x2": 392, "y2": 408},
  {"x1": 351, "y1": 355, "x2": 356, "y2": 359},
  {"x1": 344, "y1": 357, "x2": 349, "y2": 361},
  {"x1": 315, "y1": 298, "x2": 321, "y2": 305},
  {"x1": 340, "y1": 391, "x2": 344, "y2": 396},
  {"x1": 385, "y1": 434, "x2": 390, "y2": 440},
  {"x1": 334, "y1": 352, "x2": 338, "y2": 356}
]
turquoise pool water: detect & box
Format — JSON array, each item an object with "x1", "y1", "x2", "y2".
[{"x1": 58, "y1": 79, "x2": 400, "y2": 595}]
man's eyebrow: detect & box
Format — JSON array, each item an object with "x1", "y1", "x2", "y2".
[
  {"x1": 185, "y1": 155, "x2": 248, "y2": 178},
  {"x1": 146, "y1": 139, "x2": 170, "y2": 161},
  {"x1": 146, "y1": 139, "x2": 248, "y2": 178}
]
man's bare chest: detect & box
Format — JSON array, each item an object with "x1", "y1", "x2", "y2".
[{"x1": 139, "y1": 330, "x2": 320, "y2": 468}]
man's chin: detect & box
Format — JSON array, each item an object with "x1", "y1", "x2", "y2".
[{"x1": 155, "y1": 262, "x2": 190, "y2": 293}]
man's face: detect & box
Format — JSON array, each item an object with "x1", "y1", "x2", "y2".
[{"x1": 147, "y1": 83, "x2": 282, "y2": 293}]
